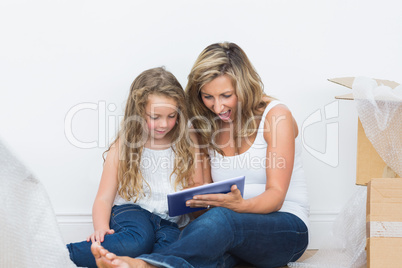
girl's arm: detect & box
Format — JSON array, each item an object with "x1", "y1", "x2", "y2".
[
  {"x1": 188, "y1": 131, "x2": 206, "y2": 187},
  {"x1": 201, "y1": 132, "x2": 213, "y2": 185},
  {"x1": 189, "y1": 104, "x2": 297, "y2": 214},
  {"x1": 188, "y1": 132, "x2": 209, "y2": 218},
  {"x1": 87, "y1": 142, "x2": 119, "y2": 243}
]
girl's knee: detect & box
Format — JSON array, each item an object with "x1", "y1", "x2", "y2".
[{"x1": 112, "y1": 234, "x2": 153, "y2": 257}]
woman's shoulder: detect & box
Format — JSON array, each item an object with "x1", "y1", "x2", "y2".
[
  {"x1": 262, "y1": 100, "x2": 298, "y2": 139},
  {"x1": 267, "y1": 102, "x2": 291, "y2": 115},
  {"x1": 259, "y1": 97, "x2": 290, "y2": 117}
]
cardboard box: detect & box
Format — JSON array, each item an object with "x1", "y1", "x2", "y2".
[
  {"x1": 328, "y1": 77, "x2": 401, "y2": 185},
  {"x1": 366, "y1": 178, "x2": 402, "y2": 268}
]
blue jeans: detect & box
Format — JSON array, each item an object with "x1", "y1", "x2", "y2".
[
  {"x1": 66, "y1": 204, "x2": 181, "y2": 268},
  {"x1": 138, "y1": 207, "x2": 308, "y2": 268}
]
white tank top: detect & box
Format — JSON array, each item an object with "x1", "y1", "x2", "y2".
[
  {"x1": 113, "y1": 147, "x2": 190, "y2": 228},
  {"x1": 209, "y1": 101, "x2": 310, "y2": 227}
]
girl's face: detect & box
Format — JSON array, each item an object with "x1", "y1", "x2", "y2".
[
  {"x1": 145, "y1": 94, "x2": 178, "y2": 143},
  {"x1": 200, "y1": 75, "x2": 238, "y2": 122}
]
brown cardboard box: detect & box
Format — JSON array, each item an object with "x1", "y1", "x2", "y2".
[
  {"x1": 366, "y1": 178, "x2": 402, "y2": 268},
  {"x1": 328, "y1": 77, "x2": 401, "y2": 185}
]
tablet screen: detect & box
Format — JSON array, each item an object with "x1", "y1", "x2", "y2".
[{"x1": 167, "y1": 176, "x2": 245, "y2": 217}]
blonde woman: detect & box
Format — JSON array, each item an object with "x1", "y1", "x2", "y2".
[
  {"x1": 92, "y1": 43, "x2": 309, "y2": 268},
  {"x1": 67, "y1": 67, "x2": 203, "y2": 268}
]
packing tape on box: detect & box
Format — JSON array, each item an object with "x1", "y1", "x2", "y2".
[{"x1": 367, "y1": 221, "x2": 402, "y2": 238}]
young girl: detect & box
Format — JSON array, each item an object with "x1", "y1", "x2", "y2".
[{"x1": 66, "y1": 67, "x2": 203, "y2": 268}]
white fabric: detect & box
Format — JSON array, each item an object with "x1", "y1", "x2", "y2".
[
  {"x1": 114, "y1": 147, "x2": 190, "y2": 228},
  {"x1": 0, "y1": 139, "x2": 76, "y2": 268},
  {"x1": 209, "y1": 100, "x2": 310, "y2": 227}
]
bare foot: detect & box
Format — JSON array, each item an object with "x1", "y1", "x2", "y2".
[
  {"x1": 90, "y1": 242, "x2": 157, "y2": 268},
  {"x1": 91, "y1": 242, "x2": 115, "y2": 268}
]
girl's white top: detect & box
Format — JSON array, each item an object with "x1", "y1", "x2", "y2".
[
  {"x1": 209, "y1": 100, "x2": 310, "y2": 228},
  {"x1": 113, "y1": 146, "x2": 190, "y2": 228}
]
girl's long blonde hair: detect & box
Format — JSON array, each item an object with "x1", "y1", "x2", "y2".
[
  {"x1": 106, "y1": 67, "x2": 194, "y2": 202},
  {"x1": 186, "y1": 42, "x2": 269, "y2": 155}
]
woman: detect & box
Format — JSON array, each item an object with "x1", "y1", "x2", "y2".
[{"x1": 92, "y1": 42, "x2": 310, "y2": 268}]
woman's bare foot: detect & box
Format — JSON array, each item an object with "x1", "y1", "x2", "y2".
[{"x1": 90, "y1": 242, "x2": 158, "y2": 268}]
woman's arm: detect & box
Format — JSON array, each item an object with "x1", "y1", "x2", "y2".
[
  {"x1": 87, "y1": 142, "x2": 119, "y2": 243},
  {"x1": 239, "y1": 104, "x2": 296, "y2": 213},
  {"x1": 189, "y1": 104, "x2": 297, "y2": 214}
]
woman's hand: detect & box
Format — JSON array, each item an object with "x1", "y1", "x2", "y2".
[
  {"x1": 186, "y1": 185, "x2": 246, "y2": 213},
  {"x1": 86, "y1": 228, "x2": 115, "y2": 243}
]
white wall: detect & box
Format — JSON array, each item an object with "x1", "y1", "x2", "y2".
[{"x1": 1, "y1": 0, "x2": 401, "y2": 249}]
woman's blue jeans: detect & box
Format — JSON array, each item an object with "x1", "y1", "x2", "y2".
[
  {"x1": 138, "y1": 207, "x2": 308, "y2": 268},
  {"x1": 66, "y1": 204, "x2": 180, "y2": 268}
]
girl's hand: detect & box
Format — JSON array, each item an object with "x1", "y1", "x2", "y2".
[
  {"x1": 86, "y1": 229, "x2": 115, "y2": 243},
  {"x1": 186, "y1": 185, "x2": 246, "y2": 213}
]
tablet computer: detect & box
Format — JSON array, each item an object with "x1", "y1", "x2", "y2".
[{"x1": 167, "y1": 175, "x2": 245, "y2": 217}]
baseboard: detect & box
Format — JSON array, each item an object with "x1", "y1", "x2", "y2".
[
  {"x1": 57, "y1": 210, "x2": 339, "y2": 249},
  {"x1": 308, "y1": 210, "x2": 339, "y2": 249},
  {"x1": 57, "y1": 214, "x2": 93, "y2": 244}
]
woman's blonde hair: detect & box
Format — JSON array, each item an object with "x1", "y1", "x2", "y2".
[
  {"x1": 186, "y1": 42, "x2": 268, "y2": 155},
  {"x1": 106, "y1": 67, "x2": 194, "y2": 202}
]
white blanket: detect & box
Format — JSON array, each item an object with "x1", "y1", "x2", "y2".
[{"x1": 0, "y1": 139, "x2": 76, "y2": 268}]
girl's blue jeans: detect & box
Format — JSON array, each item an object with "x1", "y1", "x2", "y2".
[
  {"x1": 138, "y1": 207, "x2": 308, "y2": 268},
  {"x1": 66, "y1": 204, "x2": 180, "y2": 268}
]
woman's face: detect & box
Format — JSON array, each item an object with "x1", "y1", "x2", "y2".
[{"x1": 200, "y1": 75, "x2": 238, "y2": 122}]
